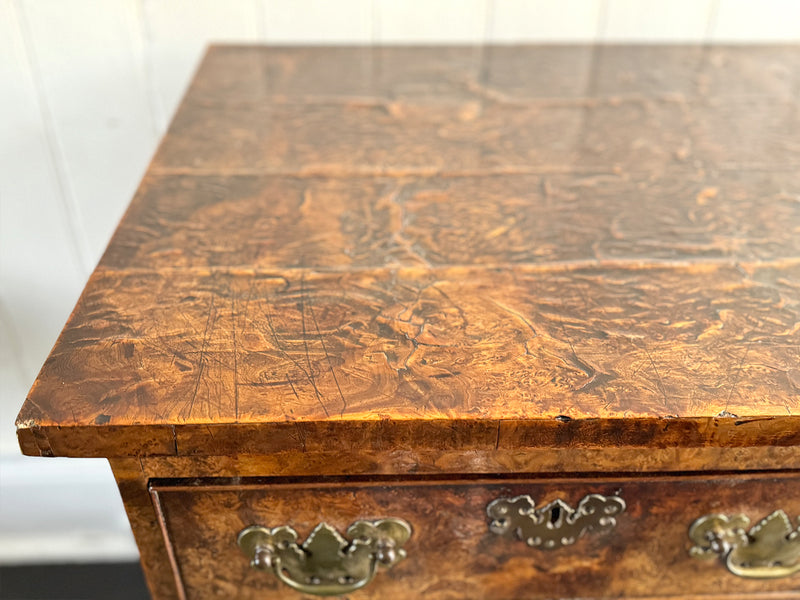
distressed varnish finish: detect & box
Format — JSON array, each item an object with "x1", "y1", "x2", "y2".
[
  {"x1": 16, "y1": 46, "x2": 800, "y2": 459},
  {"x1": 103, "y1": 171, "x2": 800, "y2": 271},
  {"x1": 14, "y1": 46, "x2": 800, "y2": 600},
  {"x1": 17, "y1": 261, "x2": 800, "y2": 457}
]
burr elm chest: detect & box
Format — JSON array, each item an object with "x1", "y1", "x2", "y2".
[{"x1": 16, "y1": 45, "x2": 800, "y2": 599}]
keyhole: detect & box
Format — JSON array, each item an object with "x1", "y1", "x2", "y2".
[{"x1": 550, "y1": 506, "x2": 561, "y2": 525}]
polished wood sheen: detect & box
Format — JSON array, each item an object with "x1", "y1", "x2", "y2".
[
  {"x1": 15, "y1": 45, "x2": 800, "y2": 599},
  {"x1": 16, "y1": 46, "x2": 800, "y2": 459}
]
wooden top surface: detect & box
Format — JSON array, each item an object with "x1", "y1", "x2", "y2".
[{"x1": 17, "y1": 45, "x2": 800, "y2": 458}]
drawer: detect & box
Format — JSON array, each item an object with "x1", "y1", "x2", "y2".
[{"x1": 151, "y1": 473, "x2": 800, "y2": 599}]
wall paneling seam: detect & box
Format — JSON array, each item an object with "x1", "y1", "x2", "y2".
[
  {"x1": 254, "y1": 0, "x2": 268, "y2": 41},
  {"x1": 0, "y1": 300, "x2": 29, "y2": 389},
  {"x1": 130, "y1": 0, "x2": 163, "y2": 139},
  {"x1": 13, "y1": 0, "x2": 93, "y2": 277},
  {"x1": 595, "y1": 0, "x2": 611, "y2": 40},
  {"x1": 137, "y1": 0, "x2": 167, "y2": 135},
  {"x1": 705, "y1": 0, "x2": 721, "y2": 41}
]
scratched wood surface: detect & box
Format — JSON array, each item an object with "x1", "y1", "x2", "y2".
[{"x1": 16, "y1": 45, "x2": 800, "y2": 458}]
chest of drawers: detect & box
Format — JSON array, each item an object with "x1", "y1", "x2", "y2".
[{"x1": 16, "y1": 45, "x2": 800, "y2": 599}]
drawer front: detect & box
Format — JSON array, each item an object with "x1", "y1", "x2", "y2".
[{"x1": 151, "y1": 473, "x2": 800, "y2": 599}]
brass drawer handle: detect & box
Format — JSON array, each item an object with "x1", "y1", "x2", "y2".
[
  {"x1": 487, "y1": 493, "x2": 626, "y2": 549},
  {"x1": 689, "y1": 510, "x2": 800, "y2": 579},
  {"x1": 237, "y1": 518, "x2": 411, "y2": 596}
]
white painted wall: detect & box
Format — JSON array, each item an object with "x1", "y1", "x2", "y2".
[{"x1": 1, "y1": 0, "x2": 799, "y2": 565}]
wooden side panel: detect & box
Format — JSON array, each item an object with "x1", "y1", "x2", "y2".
[
  {"x1": 110, "y1": 458, "x2": 179, "y2": 600},
  {"x1": 151, "y1": 473, "x2": 800, "y2": 599}
]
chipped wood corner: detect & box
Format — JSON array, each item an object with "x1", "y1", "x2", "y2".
[{"x1": 15, "y1": 418, "x2": 53, "y2": 457}]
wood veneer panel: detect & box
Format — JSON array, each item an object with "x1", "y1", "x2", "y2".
[
  {"x1": 18, "y1": 262, "x2": 800, "y2": 457},
  {"x1": 110, "y1": 458, "x2": 179, "y2": 600},
  {"x1": 98, "y1": 170, "x2": 800, "y2": 271},
  {"x1": 148, "y1": 46, "x2": 800, "y2": 174},
  {"x1": 136, "y1": 447, "x2": 800, "y2": 479},
  {"x1": 151, "y1": 473, "x2": 800, "y2": 599},
  {"x1": 150, "y1": 99, "x2": 691, "y2": 174}
]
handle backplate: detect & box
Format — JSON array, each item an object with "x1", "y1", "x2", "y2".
[
  {"x1": 487, "y1": 493, "x2": 626, "y2": 549},
  {"x1": 689, "y1": 510, "x2": 800, "y2": 579},
  {"x1": 238, "y1": 518, "x2": 411, "y2": 596}
]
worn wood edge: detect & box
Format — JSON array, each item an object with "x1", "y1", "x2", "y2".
[
  {"x1": 149, "y1": 488, "x2": 187, "y2": 600},
  {"x1": 150, "y1": 469, "x2": 800, "y2": 493},
  {"x1": 16, "y1": 415, "x2": 800, "y2": 459},
  {"x1": 15, "y1": 423, "x2": 176, "y2": 457},
  {"x1": 86, "y1": 255, "x2": 800, "y2": 277},
  {"x1": 109, "y1": 458, "x2": 179, "y2": 600},
  {"x1": 133, "y1": 445, "x2": 800, "y2": 479},
  {"x1": 604, "y1": 595, "x2": 799, "y2": 600},
  {"x1": 15, "y1": 427, "x2": 42, "y2": 457},
  {"x1": 145, "y1": 161, "x2": 800, "y2": 179},
  {"x1": 16, "y1": 258, "x2": 800, "y2": 438}
]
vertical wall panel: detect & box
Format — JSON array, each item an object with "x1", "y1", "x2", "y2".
[
  {"x1": 0, "y1": 2, "x2": 135, "y2": 563},
  {"x1": 711, "y1": 0, "x2": 800, "y2": 41},
  {"x1": 19, "y1": 0, "x2": 158, "y2": 267},
  {"x1": 0, "y1": 0, "x2": 85, "y2": 391},
  {"x1": 376, "y1": 0, "x2": 489, "y2": 44},
  {"x1": 0, "y1": 315, "x2": 28, "y2": 456},
  {"x1": 488, "y1": 0, "x2": 604, "y2": 42},
  {"x1": 142, "y1": 0, "x2": 264, "y2": 130},
  {"x1": 602, "y1": 0, "x2": 715, "y2": 42},
  {"x1": 264, "y1": 0, "x2": 372, "y2": 43}
]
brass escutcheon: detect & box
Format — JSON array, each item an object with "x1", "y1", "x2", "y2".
[
  {"x1": 237, "y1": 518, "x2": 411, "y2": 596},
  {"x1": 487, "y1": 493, "x2": 626, "y2": 549},
  {"x1": 689, "y1": 510, "x2": 800, "y2": 579}
]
